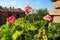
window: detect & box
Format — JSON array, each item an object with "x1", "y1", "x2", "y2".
[
  {"x1": 8, "y1": 12, "x2": 12, "y2": 17},
  {"x1": 16, "y1": 13, "x2": 20, "y2": 18}
]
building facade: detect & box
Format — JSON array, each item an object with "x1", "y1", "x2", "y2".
[{"x1": 0, "y1": 6, "x2": 25, "y2": 25}]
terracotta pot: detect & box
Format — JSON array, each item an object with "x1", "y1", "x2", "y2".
[{"x1": 50, "y1": 0, "x2": 57, "y2": 2}]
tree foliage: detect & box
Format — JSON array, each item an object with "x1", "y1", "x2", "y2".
[{"x1": 26, "y1": 8, "x2": 48, "y2": 22}]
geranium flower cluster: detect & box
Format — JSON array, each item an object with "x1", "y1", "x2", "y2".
[
  {"x1": 25, "y1": 6, "x2": 32, "y2": 13},
  {"x1": 6, "y1": 16, "x2": 15, "y2": 22},
  {"x1": 43, "y1": 15, "x2": 52, "y2": 21}
]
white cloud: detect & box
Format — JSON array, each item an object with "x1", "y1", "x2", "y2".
[{"x1": 4, "y1": 0, "x2": 16, "y2": 7}]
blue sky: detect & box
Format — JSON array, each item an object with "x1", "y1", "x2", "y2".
[{"x1": 0, "y1": 0, "x2": 54, "y2": 10}]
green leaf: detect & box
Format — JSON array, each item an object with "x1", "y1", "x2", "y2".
[{"x1": 12, "y1": 30, "x2": 23, "y2": 40}]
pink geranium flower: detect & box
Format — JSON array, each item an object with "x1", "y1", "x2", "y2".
[
  {"x1": 43, "y1": 15, "x2": 52, "y2": 21},
  {"x1": 6, "y1": 16, "x2": 15, "y2": 22},
  {"x1": 24, "y1": 6, "x2": 32, "y2": 12}
]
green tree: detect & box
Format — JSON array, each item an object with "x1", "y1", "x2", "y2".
[
  {"x1": 36, "y1": 8, "x2": 48, "y2": 20},
  {"x1": 26, "y1": 8, "x2": 48, "y2": 22}
]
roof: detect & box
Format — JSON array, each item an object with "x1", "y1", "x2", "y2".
[{"x1": 0, "y1": 6, "x2": 25, "y2": 13}]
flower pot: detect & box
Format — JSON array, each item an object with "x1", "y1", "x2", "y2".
[{"x1": 50, "y1": 0, "x2": 57, "y2": 2}]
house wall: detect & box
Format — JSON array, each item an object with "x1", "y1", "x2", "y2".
[
  {"x1": 49, "y1": 0, "x2": 60, "y2": 23},
  {"x1": 0, "y1": 11, "x2": 25, "y2": 25}
]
